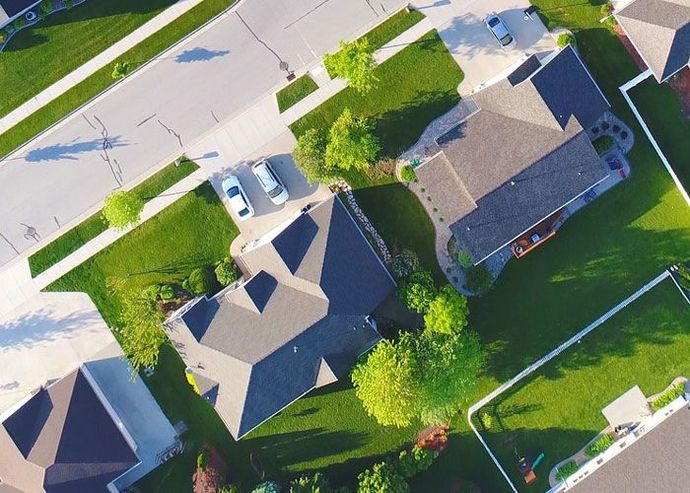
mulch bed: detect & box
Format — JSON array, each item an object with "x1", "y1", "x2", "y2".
[{"x1": 613, "y1": 25, "x2": 647, "y2": 72}]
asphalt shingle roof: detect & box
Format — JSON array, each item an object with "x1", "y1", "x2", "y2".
[
  {"x1": 179, "y1": 195, "x2": 394, "y2": 438},
  {"x1": 616, "y1": 0, "x2": 690, "y2": 81},
  {"x1": 416, "y1": 46, "x2": 609, "y2": 263},
  {"x1": 569, "y1": 406, "x2": 690, "y2": 493},
  {"x1": 0, "y1": 0, "x2": 38, "y2": 17},
  {"x1": 0, "y1": 368, "x2": 138, "y2": 493}
]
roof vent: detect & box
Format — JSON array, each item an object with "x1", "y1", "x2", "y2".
[
  {"x1": 293, "y1": 345, "x2": 299, "y2": 353},
  {"x1": 510, "y1": 180, "x2": 516, "y2": 186}
]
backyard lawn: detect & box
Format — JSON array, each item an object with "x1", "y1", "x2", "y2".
[
  {"x1": 476, "y1": 279, "x2": 690, "y2": 491},
  {"x1": 29, "y1": 159, "x2": 199, "y2": 276},
  {"x1": 0, "y1": 0, "x2": 236, "y2": 158},
  {"x1": 47, "y1": 181, "x2": 236, "y2": 325},
  {"x1": 628, "y1": 76, "x2": 690, "y2": 192},
  {"x1": 291, "y1": 29, "x2": 463, "y2": 283},
  {"x1": 409, "y1": 0, "x2": 690, "y2": 490}
]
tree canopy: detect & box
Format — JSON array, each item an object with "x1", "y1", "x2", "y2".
[
  {"x1": 352, "y1": 329, "x2": 485, "y2": 426},
  {"x1": 324, "y1": 38, "x2": 378, "y2": 93},
  {"x1": 424, "y1": 285, "x2": 469, "y2": 334},
  {"x1": 324, "y1": 109, "x2": 380, "y2": 172},
  {"x1": 293, "y1": 128, "x2": 333, "y2": 183},
  {"x1": 103, "y1": 190, "x2": 144, "y2": 230},
  {"x1": 397, "y1": 270, "x2": 436, "y2": 313},
  {"x1": 357, "y1": 461, "x2": 408, "y2": 493}
]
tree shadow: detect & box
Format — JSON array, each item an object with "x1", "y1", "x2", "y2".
[
  {"x1": 175, "y1": 47, "x2": 230, "y2": 64},
  {"x1": 24, "y1": 136, "x2": 127, "y2": 162}
]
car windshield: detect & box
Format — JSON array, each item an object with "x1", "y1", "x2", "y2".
[
  {"x1": 227, "y1": 186, "x2": 240, "y2": 198},
  {"x1": 488, "y1": 17, "x2": 500, "y2": 27},
  {"x1": 500, "y1": 34, "x2": 513, "y2": 46}
]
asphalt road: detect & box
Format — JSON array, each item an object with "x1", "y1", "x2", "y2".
[{"x1": 0, "y1": 0, "x2": 406, "y2": 267}]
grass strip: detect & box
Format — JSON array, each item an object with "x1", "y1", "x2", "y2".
[
  {"x1": 276, "y1": 74, "x2": 319, "y2": 113},
  {"x1": 29, "y1": 159, "x2": 199, "y2": 276}
]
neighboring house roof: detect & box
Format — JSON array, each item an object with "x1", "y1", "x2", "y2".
[
  {"x1": 415, "y1": 46, "x2": 610, "y2": 263},
  {"x1": 0, "y1": 368, "x2": 139, "y2": 493},
  {"x1": 173, "y1": 195, "x2": 395, "y2": 438},
  {"x1": 1, "y1": 0, "x2": 39, "y2": 17},
  {"x1": 569, "y1": 406, "x2": 690, "y2": 493},
  {"x1": 615, "y1": 0, "x2": 690, "y2": 82}
]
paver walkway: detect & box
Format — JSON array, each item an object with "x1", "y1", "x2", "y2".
[{"x1": 0, "y1": 0, "x2": 217, "y2": 135}]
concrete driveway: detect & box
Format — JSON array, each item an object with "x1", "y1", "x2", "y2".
[
  {"x1": 415, "y1": 0, "x2": 556, "y2": 94},
  {"x1": 190, "y1": 130, "x2": 331, "y2": 253}
]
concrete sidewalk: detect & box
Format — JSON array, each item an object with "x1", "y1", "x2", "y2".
[{"x1": 0, "y1": 0, "x2": 211, "y2": 136}]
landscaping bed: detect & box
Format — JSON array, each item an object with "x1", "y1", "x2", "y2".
[
  {"x1": 474, "y1": 279, "x2": 690, "y2": 491},
  {"x1": 29, "y1": 159, "x2": 199, "y2": 277},
  {"x1": 291, "y1": 29, "x2": 463, "y2": 282},
  {"x1": 276, "y1": 74, "x2": 318, "y2": 113},
  {"x1": 0, "y1": 0, "x2": 236, "y2": 159}
]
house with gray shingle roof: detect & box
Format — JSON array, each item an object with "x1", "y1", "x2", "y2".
[
  {"x1": 613, "y1": 0, "x2": 690, "y2": 82},
  {"x1": 415, "y1": 46, "x2": 612, "y2": 265},
  {"x1": 167, "y1": 195, "x2": 395, "y2": 439},
  {"x1": 0, "y1": 0, "x2": 41, "y2": 29}
]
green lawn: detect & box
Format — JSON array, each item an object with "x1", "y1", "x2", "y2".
[
  {"x1": 364, "y1": 8, "x2": 425, "y2": 50},
  {"x1": 29, "y1": 159, "x2": 199, "y2": 277},
  {"x1": 476, "y1": 279, "x2": 690, "y2": 492},
  {"x1": 47, "y1": 180, "x2": 236, "y2": 325},
  {"x1": 0, "y1": 0, "x2": 177, "y2": 120},
  {"x1": 410, "y1": 1, "x2": 690, "y2": 490},
  {"x1": 628, "y1": 76, "x2": 690, "y2": 191},
  {"x1": 277, "y1": 75, "x2": 319, "y2": 113},
  {"x1": 292, "y1": 29, "x2": 463, "y2": 282},
  {"x1": 0, "y1": 0, "x2": 235, "y2": 159}
]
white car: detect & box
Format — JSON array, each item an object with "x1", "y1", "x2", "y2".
[
  {"x1": 486, "y1": 13, "x2": 515, "y2": 49},
  {"x1": 222, "y1": 175, "x2": 254, "y2": 221},
  {"x1": 252, "y1": 159, "x2": 289, "y2": 205}
]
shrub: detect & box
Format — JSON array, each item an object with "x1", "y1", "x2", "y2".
[
  {"x1": 13, "y1": 17, "x2": 25, "y2": 30},
  {"x1": 390, "y1": 249, "x2": 420, "y2": 280},
  {"x1": 197, "y1": 449, "x2": 209, "y2": 470},
  {"x1": 397, "y1": 270, "x2": 436, "y2": 313},
  {"x1": 396, "y1": 445, "x2": 433, "y2": 479},
  {"x1": 215, "y1": 258, "x2": 238, "y2": 286},
  {"x1": 479, "y1": 412, "x2": 493, "y2": 430},
  {"x1": 65, "y1": 0, "x2": 74, "y2": 8},
  {"x1": 220, "y1": 486, "x2": 240, "y2": 493},
  {"x1": 142, "y1": 284, "x2": 160, "y2": 301},
  {"x1": 400, "y1": 165, "x2": 416, "y2": 182},
  {"x1": 584, "y1": 434, "x2": 614, "y2": 458},
  {"x1": 555, "y1": 460, "x2": 578, "y2": 481},
  {"x1": 40, "y1": 0, "x2": 53, "y2": 15},
  {"x1": 592, "y1": 135, "x2": 615, "y2": 155},
  {"x1": 465, "y1": 264, "x2": 493, "y2": 296},
  {"x1": 159, "y1": 284, "x2": 175, "y2": 301},
  {"x1": 112, "y1": 60, "x2": 132, "y2": 79},
  {"x1": 456, "y1": 249, "x2": 473, "y2": 269},
  {"x1": 651, "y1": 382, "x2": 686, "y2": 411},
  {"x1": 0, "y1": 31, "x2": 5, "y2": 44},
  {"x1": 289, "y1": 472, "x2": 331, "y2": 493},
  {"x1": 183, "y1": 267, "x2": 214, "y2": 296},
  {"x1": 600, "y1": 1, "x2": 613, "y2": 16},
  {"x1": 252, "y1": 481, "x2": 281, "y2": 493},
  {"x1": 358, "y1": 461, "x2": 408, "y2": 493},
  {"x1": 556, "y1": 32, "x2": 575, "y2": 48}
]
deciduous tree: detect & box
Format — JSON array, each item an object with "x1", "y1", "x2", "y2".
[
  {"x1": 324, "y1": 38, "x2": 378, "y2": 93},
  {"x1": 397, "y1": 270, "x2": 436, "y2": 313},
  {"x1": 324, "y1": 109, "x2": 379, "y2": 172},
  {"x1": 293, "y1": 129, "x2": 333, "y2": 183},
  {"x1": 103, "y1": 190, "x2": 144, "y2": 229},
  {"x1": 117, "y1": 288, "x2": 167, "y2": 374},
  {"x1": 424, "y1": 285, "x2": 469, "y2": 334},
  {"x1": 357, "y1": 462, "x2": 408, "y2": 493}
]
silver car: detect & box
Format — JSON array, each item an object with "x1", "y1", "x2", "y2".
[
  {"x1": 222, "y1": 175, "x2": 254, "y2": 221},
  {"x1": 252, "y1": 159, "x2": 289, "y2": 205},
  {"x1": 486, "y1": 13, "x2": 515, "y2": 48}
]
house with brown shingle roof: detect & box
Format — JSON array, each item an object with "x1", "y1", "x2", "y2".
[{"x1": 613, "y1": 0, "x2": 690, "y2": 82}]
